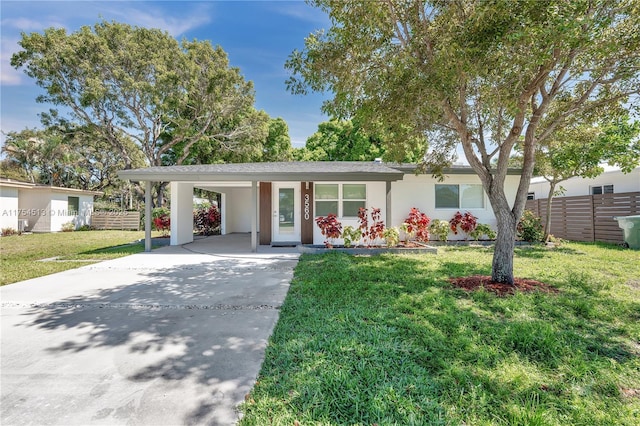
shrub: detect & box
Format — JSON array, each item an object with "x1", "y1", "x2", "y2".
[
  {"x1": 469, "y1": 223, "x2": 496, "y2": 240},
  {"x1": 78, "y1": 225, "x2": 93, "y2": 231},
  {"x1": 315, "y1": 214, "x2": 342, "y2": 247},
  {"x1": 61, "y1": 222, "x2": 76, "y2": 232},
  {"x1": 383, "y1": 227, "x2": 400, "y2": 247},
  {"x1": 342, "y1": 225, "x2": 361, "y2": 248},
  {"x1": 429, "y1": 219, "x2": 450, "y2": 242},
  {"x1": 450, "y1": 211, "x2": 478, "y2": 238},
  {"x1": 518, "y1": 210, "x2": 544, "y2": 242},
  {"x1": 1, "y1": 227, "x2": 20, "y2": 237},
  {"x1": 153, "y1": 210, "x2": 170, "y2": 237},
  {"x1": 403, "y1": 207, "x2": 430, "y2": 242},
  {"x1": 194, "y1": 205, "x2": 221, "y2": 236},
  {"x1": 358, "y1": 207, "x2": 385, "y2": 246}
]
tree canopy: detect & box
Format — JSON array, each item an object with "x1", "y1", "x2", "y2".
[
  {"x1": 293, "y1": 118, "x2": 426, "y2": 161},
  {"x1": 286, "y1": 0, "x2": 640, "y2": 284},
  {"x1": 11, "y1": 21, "x2": 267, "y2": 170}
]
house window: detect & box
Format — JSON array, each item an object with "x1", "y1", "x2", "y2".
[
  {"x1": 435, "y1": 184, "x2": 485, "y2": 209},
  {"x1": 68, "y1": 196, "x2": 79, "y2": 215},
  {"x1": 315, "y1": 183, "x2": 366, "y2": 217},
  {"x1": 591, "y1": 185, "x2": 614, "y2": 195},
  {"x1": 527, "y1": 192, "x2": 535, "y2": 200}
]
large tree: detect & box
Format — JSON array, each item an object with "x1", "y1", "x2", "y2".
[
  {"x1": 293, "y1": 118, "x2": 426, "y2": 161},
  {"x1": 286, "y1": 0, "x2": 640, "y2": 284},
  {"x1": 11, "y1": 21, "x2": 267, "y2": 204},
  {"x1": 2, "y1": 125, "x2": 145, "y2": 194}
]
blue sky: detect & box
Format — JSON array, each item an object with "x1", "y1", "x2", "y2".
[{"x1": 0, "y1": 0, "x2": 332, "y2": 148}]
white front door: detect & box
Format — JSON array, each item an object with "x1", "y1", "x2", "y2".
[{"x1": 272, "y1": 183, "x2": 300, "y2": 242}]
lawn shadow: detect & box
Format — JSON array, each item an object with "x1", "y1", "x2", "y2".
[{"x1": 250, "y1": 251, "x2": 639, "y2": 423}]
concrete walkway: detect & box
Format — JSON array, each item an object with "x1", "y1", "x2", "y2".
[{"x1": 1, "y1": 234, "x2": 299, "y2": 425}]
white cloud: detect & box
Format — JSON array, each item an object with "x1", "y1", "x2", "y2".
[
  {"x1": 102, "y1": 3, "x2": 213, "y2": 37},
  {"x1": 269, "y1": 2, "x2": 330, "y2": 26},
  {"x1": 1, "y1": 37, "x2": 26, "y2": 85}
]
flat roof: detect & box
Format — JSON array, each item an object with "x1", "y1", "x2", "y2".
[
  {"x1": 118, "y1": 161, "x2": 523, "y2": 183},
  {"x1": 118, "y1": 161, "x2": 406, "y2": 182},
  {"x1": 0, "y1": 178, "x2": 103, "y2": 196}
]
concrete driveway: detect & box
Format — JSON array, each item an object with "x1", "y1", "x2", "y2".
[{"x1": 1, "y1": 234, "x2": 299, "y2": 425}]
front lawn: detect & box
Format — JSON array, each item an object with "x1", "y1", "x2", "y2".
[
  {"x1": 240, "y1": 242, "x2": 640, "y2": 425},
  {"x1": 0, "y1": 230, "x2": 159, "y2": 285}
]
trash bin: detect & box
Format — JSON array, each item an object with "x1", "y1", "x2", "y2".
[{"x1": 613, "y1": 215, "x2": 640, "y2": 249}]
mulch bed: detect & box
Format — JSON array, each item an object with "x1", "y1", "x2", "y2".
[{"x1": 449, "y1": 275, "x2": 558, "y2": 296}]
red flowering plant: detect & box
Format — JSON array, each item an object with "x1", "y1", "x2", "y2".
[
  {"x1": 403, "y1": 207, "x2": 431, "y2": 242},
  {"x1": 153, "y1": 214, "x2": 170, "y2": 237},
  {"x1": 315, "y1": 214, "x2": 343, "y2": 247},
  {"x1": 449, "y1": 211, "x2": 478, "y2": 239},
  {"x1": 358, "y1": 207, "x2": 386, "y2": 246}
]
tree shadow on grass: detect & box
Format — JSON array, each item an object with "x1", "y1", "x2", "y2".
[
  {"x1": 9, "y1": 253, "x2": 298, "y2": 425},
  {"x1": 243, "y1": 252, "x2": 639, "y2": 424}
]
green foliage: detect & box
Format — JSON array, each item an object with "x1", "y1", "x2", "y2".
[
  {"x1": 11, "y1": 20, "x2": 266, "y2": 169},
  {"x1": 429, "y1": 219, "x2": 450, "y2": 242},
  {"x1": 382, "y1": 226, "x2": 399, "y2": 247},
  {"x1": 262, "y1": 118, "x2": 293, "y2": 162},
  {"x1": 241, "y1": 243, "x2": 640, "y2": 425},
  {"x1": 299, "y1": 118, "x2": 425, "y2": 162},
  {"x1": 286, "y1": 0, "x2": 640, "y2": 283},
  {"x1": 518, "y1": 210, "x2": 544, "y2": 243},
  {"x1": 341, "y1": 225, "x2": 361, "y2": 248},
  {"x1": 469, "y1": 223, "x2": 497, "y2": 241}
]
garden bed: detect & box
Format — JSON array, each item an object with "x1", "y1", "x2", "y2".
[{"x1": 298, "y1": 244, "x2": 438, "y2": 255}]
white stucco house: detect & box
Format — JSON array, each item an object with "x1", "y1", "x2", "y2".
[
  {"x1": 0, "y1": 178, "x2": 102, "y2": 232},
  {"x1": 528, "y1": 164, "x2": 640, "y2": 200},
  {"x1": 119, "y1": 161, "x2": 521, "y2": 251}
]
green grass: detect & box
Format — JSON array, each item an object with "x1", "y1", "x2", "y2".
[
  {"x1": 0, "y1": 230, "x2": 160, "y2": 285},
  {"x1": 240, "y1": 242, "x2": 640, "y2": 425}
]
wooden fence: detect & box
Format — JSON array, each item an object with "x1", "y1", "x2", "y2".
[
  {"x1": 525, "y1": 191, "x2": 640, "y2": 244},
  {"x1": 91, "y1": 211, "x2": 141, "y2": 231}
]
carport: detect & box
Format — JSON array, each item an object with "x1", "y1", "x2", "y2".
[{"x1": 118, "y1": 161, "x2": 405, "y2": 252}]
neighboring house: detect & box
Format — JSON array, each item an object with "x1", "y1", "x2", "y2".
[
  {"x1": 120, "y1": 162, "x2": 521, "y2": 251},
  {"x1": 528, "y1": 164, "x2": 640, "y2": 200},
  {"x1": 0, "y1": 178, "x2": 102, "y2": 232}
]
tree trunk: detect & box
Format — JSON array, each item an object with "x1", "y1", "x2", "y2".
[
  {"x1": 491, "y1": 208, "x2": 517, "y2": 285},
  {"x1": 543, "y1": 182, "x2": 556, "y2": 242}
]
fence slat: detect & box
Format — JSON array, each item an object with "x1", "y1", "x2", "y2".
[
  {"x1": 525, "y1": 191, "x2": 639, "y2": 244},
  {"x1": 91, "y1": 211, "x2": 141, "y2": 230}
]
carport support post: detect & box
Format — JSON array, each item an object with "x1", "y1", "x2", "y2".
[
  {"x1": 145, "y1": 180, "x2": 152, "y2": 252},
  {"x1": 251, "y1": 180, "x2": 258, "y2": 252}
]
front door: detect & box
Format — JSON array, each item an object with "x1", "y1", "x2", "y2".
[{"x1": 272, "y1": 183, "x2": 300, "y2": 242}]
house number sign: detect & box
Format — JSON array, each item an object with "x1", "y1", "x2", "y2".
[{"x1": 304, "y1": 193, "x2": 310, "y2": 220}]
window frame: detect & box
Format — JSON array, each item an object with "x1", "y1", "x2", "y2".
[
  {"x1": 68, "y1": 196, "x2": 80, "y2": 215},
  {"x1": 590, "y1": 184, "x2": 614, "y2": 195},
  {"x1": 314, "y1": 183, "x2": 367, "y2": 218},
  {"x1": 435, "y1": 183, "x2": 485, "y2": 209}
]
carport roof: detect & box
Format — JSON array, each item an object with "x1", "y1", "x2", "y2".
[{"x1": 118, "y1": 161, "x2": 406, "y2": 182}]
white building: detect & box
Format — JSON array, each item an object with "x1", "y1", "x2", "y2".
[
  {"x1": 0, "y1": 178, "x2": 102, "y2": 232},
  {"x1": 528, "y1": 164, "x2": 640, "y2": 200},
  {"x1": 120, "y1": 162, "x2": 521, "y2": 251}
]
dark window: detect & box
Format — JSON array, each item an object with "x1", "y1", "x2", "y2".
[
  {"x1": 527, "y1": 192, "x2": 535, "y2": 200},
  {"x1": 68, "y1": 196, "x2": 79, "y2": 215}
]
